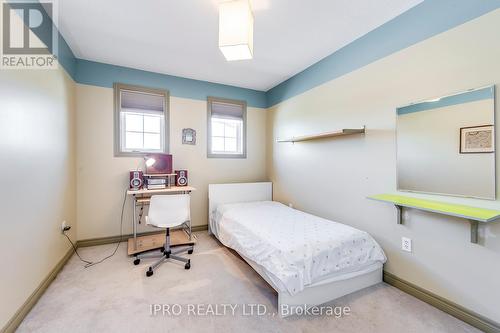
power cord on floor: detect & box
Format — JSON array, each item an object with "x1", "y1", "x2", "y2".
[{"x1": 63, "y1": 188, "x2": 128, "y2": 268}]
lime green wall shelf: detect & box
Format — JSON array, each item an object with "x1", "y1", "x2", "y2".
[{"x1": 368, "y1": 194, "x2": 500, "y2": 244}]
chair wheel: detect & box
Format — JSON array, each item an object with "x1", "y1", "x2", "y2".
[
  {"x1": 146, "y1": 268, "x2": 153, "y2": 277},
  {"x1": 159, "y1": 247, "x2": 164, "y2": 252},
  {"x1": 185, "y1": 262, "x2": 191, "y2": 270},
  {"x1": 188, "y1": 249, "x2": 193, "y2": 254},
  {"x1": 133, "y1": 258, "x2": 140, "y2": 265}
]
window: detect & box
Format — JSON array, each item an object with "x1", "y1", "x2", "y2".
[
  {"x1": 114, "y1": 83, "x2": 169, "y2": 156},
  {"x1": 207, "y1": 97, "x2": 246, "y2": 158}
]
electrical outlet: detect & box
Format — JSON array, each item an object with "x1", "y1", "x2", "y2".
[
  {"x1": 61, "y1": 220, "x2": 71, "y2": 233},
  {"x1": 402, "y1": 237, "x2": 412, "y2": 252}
]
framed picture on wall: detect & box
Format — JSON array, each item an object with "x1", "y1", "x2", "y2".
[
  {"x1": 182, "y1": 128, "x2": 196, "y2": 145},
  {"x1": 459, "y1": 125, "x2": 495, "y2": 153}
]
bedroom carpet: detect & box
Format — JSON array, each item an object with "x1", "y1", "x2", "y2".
[{"x1": 17, "y1": 232, "x2": 480, "y2": 333}]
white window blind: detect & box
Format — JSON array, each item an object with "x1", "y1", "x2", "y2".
[
  {"x1": 210, "y1": 100, "x2": 244, "y2": 119},
  {"x1": 121, "y1": 90, "x2": 164, "y2": 112}
]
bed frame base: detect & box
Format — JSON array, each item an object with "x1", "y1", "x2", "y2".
[
  {"x1": 243, "y1": 254, "x2": 382, "y2": 317},
  {"x1": 278, "y1": 267, "x2": 382, "y2": 317}
]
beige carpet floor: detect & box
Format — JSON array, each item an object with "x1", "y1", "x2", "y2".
[{"x1": 17, "y1": 232, "x2": 480, "y2": 333}]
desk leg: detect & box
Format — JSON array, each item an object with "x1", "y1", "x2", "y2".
[
  {"x1": 133, "y1": 195, "x2": 137, "y2": 250},
  {"x1": 188, "y1": 190, "x2": 192, "y2": 240},
  {"x1": 189, "y1": 219, "x2": 192, "y2": 241}
]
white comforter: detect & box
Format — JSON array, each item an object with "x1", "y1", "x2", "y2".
[{"x1": 212, "y1": 201, "x2": 386, "y2": 295}]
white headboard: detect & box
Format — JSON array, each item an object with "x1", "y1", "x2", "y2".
[{"x1": 208, "y1": 182, "x2": 272, "y2": 231}]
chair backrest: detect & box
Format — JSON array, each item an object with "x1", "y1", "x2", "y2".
[{"x1": 147, "y1": 194, "x2": 190, "y2": 228}]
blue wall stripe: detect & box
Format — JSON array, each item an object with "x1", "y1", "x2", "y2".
[
  {"x1": 26, "y1": 1, "x2": 266, "y2": 108},
  {"x1": 397, "y1": 86, "x2": 494, "y2": 115},
  {"x1": 75, "y1": 59, "x2": 267, "y2": 108},
  {"x1": 57, "y1": 33, "x2": 77, "y2": 78},
  {"x1": 29, "y1": 0, "x2": 500, "y2": 109},
  {"x1": 266, "y1": 0, "x2": 500, "y2": 107}
]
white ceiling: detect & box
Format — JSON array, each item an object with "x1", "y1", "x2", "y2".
[{"x1": 58, "y1": 0, "x2": 422, "y2": 91}]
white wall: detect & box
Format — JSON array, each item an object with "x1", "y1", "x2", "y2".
[
  {"x1": 0, "y1": 67, "x2": 76, "y2": 328},
  {"x1": 76, "y1": 84, "x2": 267, "y2": 240},
  {"x1": 397, "y1": 99, "x2": 495, "y2": 198},
  {"x1": 267, "y1": 9, "x2": 500, "y2": 321}
]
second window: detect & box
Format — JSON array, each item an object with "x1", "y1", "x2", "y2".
[{"x1": 207, "y1": 97, "x2": 246, "y2": 158}]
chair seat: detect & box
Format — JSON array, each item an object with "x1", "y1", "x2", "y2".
[
  {"x1": 145, "y1": 216, "x2": 187, "y2": 228},
  {"x1": 146, "y1": 194, "x2": 191, "y2": 228}
]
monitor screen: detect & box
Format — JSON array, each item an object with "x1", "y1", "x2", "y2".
[{"x1": 145, "y1": 154, "x2": 173, "y2": 174}]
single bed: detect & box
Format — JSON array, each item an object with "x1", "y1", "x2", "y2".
[{"x1": 208, "y1": 182, "x2": 386, "y2": 316}]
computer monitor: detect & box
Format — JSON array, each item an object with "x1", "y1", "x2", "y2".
[{"x1": 145, "y1": 154, "x2": 173, "y2": 174}]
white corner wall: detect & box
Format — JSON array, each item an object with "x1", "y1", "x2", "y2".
[
  {"x1": 267, "y1": 10, "x2": 500, "y2": 322},
  {"x1": 0, "y1": 66, "x2": 77, "y2": 328}
]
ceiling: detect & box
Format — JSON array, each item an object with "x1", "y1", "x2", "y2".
[{"x1": 58, "y1": 0, "x2": 422, "y2": 91}]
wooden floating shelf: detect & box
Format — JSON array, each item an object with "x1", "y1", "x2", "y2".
[
  {"x1": 277, "y1": 127, "x2": 365, "y2": 143},
  {"x1": 368, "y1": 193, "x2": 500, "y2": 244}
]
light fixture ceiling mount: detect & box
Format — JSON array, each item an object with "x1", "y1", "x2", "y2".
[{"x1": 218, "y1": 0, "x2": 254, "y2": 61}]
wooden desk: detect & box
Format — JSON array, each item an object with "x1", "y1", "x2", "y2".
[
  {"x1": 126, "y1": 186, "x2": 196, "y2": 196},
  {"x1": 127, "y1": 186, "x2": 196, "y2": 253}
]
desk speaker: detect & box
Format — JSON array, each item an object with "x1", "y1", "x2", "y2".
[
  {"x1": 175, "y1": 170, "x2": 188, "y2": 186},
  {"x1": 129, "y1": 170, "x2": 143, "y2": 190}
]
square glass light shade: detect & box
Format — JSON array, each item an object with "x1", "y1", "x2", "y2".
[
  {"x1": 219, "y1": 44, "x2": 253, "y2": 61},
  {"x1": 219, "y1": 0, "x2": 254, "y2": 61}
]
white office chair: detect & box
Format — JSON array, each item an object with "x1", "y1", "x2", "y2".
[{"x1": 133, "y1": 194, "x2": 194, "y2": 276}]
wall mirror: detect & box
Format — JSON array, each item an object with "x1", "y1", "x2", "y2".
[{"x1": 396, "y1": 85, "x2": 496, "y2": 199}]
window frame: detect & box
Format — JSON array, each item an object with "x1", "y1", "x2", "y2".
[
  {"x1": 113, "y1": 83, "x2": 170, "y2": 157},
  {"x1": 207, "y1": 96, "x2": 247, "y2": 159}
]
